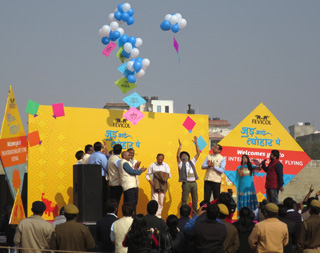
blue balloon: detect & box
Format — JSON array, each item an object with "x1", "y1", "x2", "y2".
[
  {"x1": 122, "y1": 50, "x2": 131, "y2": 58},
  {"x1": 128, "y1": 8, "x2": 134, "y2": 16},
  {"x1": 101, "y1": 36, "x2": 110, "y2": 45},
  {"x1": 121, "y1": 12, "x2": 129, "y2": 22},
  {"x1": 126, "y1": 69, "x2": 135, "y2": 76},
  {"x1": 119, "y1": 34, "x2": 128, "y2": 46},
  {"x1": 112, "y1": 31, "x2": 121, "y2": 40},
  {"x1": 160, "y1": 20, "x2": 171, "y2": 31},
  {"x1": 171, "y1": 23, "x2": 180, "y2": 33},
  {"x1": 114, "y1": 11, "x2": 122, "y2": 21},
  {"x1": 136, "y1": 57, "x2": 143, "y2": 62},
  {"x1": 127, "y1": 16, "x2": 135, "y2": 25},
  {"x1": 127, "y1": 75, "x2": 136, "y2": 83},
  {"x1": 133, "y1": 61, "x2": 142, "y2": 72},
  {"x1": 129, "y1": 58, "x2": 135, "y2": 62},
  {"x1": 128, "y1": 36, "x2": 136, "y2": 46},
  {"x1": 118, "y1": 3, "x2": 124, "y2": 12}
]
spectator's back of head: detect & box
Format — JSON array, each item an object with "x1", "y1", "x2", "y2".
[
  {"x1": 278, "y1": 204, "x2": 287, "y2": 218},
  {"x1": 147, "y1": 200, "x2": 158, "y2": 215},
  {"x1": 283, "y1": 197, "x2": 294, "y2": 209},
  {"x1": 180, "y1": 204, "x2": 191, "y2": 218},
  {"x1": 310, "y1": 200, "x2": 320, "y2": 215},
  {"x1": 122, "y1": 202, "x2": 134, "y2": 217},
  {"x1": 31, "y1": 201, "x2": 46, "y2": 215},
  {"x1": 113, "y1": 144, "x2": 122, "y2": 155},
  {"x1": 94, "y1": 142, "x2": 102, "y2": 152},
  {"x1": 106, "y1": 199, "x2": 118, "y2": 213},
  {"x1": 207, "y1": 204, "x2": 219, "y2": 220}
]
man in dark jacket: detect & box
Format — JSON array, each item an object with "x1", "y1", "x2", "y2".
[
  {"x1": 278, "y1": 204, "x2": 296, "y2": 253},
  {"x1": 194, "y1": 203, "x2": 227, "y2": 253},
  {"x1": 260, "y1": 150, "x2": 284, "y2": 204},
  {"x1": 143, "y1": 200, "x2": 167, "y2": 233},
  {"x1": 96, "y1": 199, "x2": 118, "y2": 253}
]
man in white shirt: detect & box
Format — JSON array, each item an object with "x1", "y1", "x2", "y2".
[
  {"x1": 82, "y1": 144, "x2": 94, "y2": 164},
  {"x1": 177, "y1": 137, "x2": 201, "y2": 215},
  {"x1": 146, "y1": 154, "x2": 171, "y2": 217}
]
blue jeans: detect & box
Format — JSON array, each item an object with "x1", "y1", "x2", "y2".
[{"x1": 266, "y1": 188, "x2": 279, "y2": 204}]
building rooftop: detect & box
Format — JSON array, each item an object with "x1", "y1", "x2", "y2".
[
  {"x1": 209, "y1": 132, "x2": 225, "y2": 140},
  {"x1": 209, "y1": 120, "x2": 231, "y2": 127}
]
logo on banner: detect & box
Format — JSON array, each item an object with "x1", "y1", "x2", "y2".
[
  {"x1": 252, "y1": 115, "x2": 271, "y2": 125},
  {"x1": 113, "y1": 118, "x2": 130, "y2": 128}
]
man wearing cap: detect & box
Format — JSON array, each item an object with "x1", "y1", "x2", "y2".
[
  {"x1": 217, "y1": 204, "x2": 239, "y2": 253},
  {"x1": 50, "y1": 204, "x2": 95, "y2": 252},
  {"x1": 249, "y1": 203, "x2": 288, "y2": 252},
  {"x1": 14, "y1": 201, "x2": 54, "y2": 253},
  {"x1": 177, "y1": 137, "x2": 201, "y2": 215},
  {"x1": 296, "y1": 199, "x2": 320, "y2": 253}
]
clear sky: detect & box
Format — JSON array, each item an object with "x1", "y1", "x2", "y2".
[{"x1": 1, "y1": 0, "x2": 319, "y2": 132}]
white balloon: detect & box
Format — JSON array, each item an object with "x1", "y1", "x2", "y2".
[
  {"x1": 101, "y1": 25, "x2": 111, "y2": 36},
  {"x1": 164, "y1": 14, "x2": 171, "y2": 20},
  {"x1": 117, "y1": 27, "x2": 124, "y2": 36},
  {"x1": 110, "y1": 21, "x2": 119, "y2": 31},
  {"x1": 109, "y1": 13, "x2": 115, "y2": 22},
  {"x1": 98, "y1": 28, "x2": 106, "y2": 37},
  {"x1": 175, "y1": 13, "x2": 182, "y2": 21},
  {"x1": 122, "y1": 3, "x2": 131, "y2": 12},
  {"x1": 178, "y1": 18, "x2": 187, "y2": 29},
  {"x1": 136, "y1": 69, "x2": 145, "y2": 78},
  {"x1": 142, "y1": 58, "x2": 150, "y2": 69},
  {"x1": 135, "y1": 38, "x2": 143, "y2": 48},
  {"x1": 127, "y1": 61, "x2": 134, "y2": 72},
  {"x1": 124, "y1": 42, "x2": 133, "y2": 53},
  {"x1": 170, "y1": 15, "x2": 178, "y2": 25},
  {"x1": 130, "y1": 48, "x2": 140, "y2": 58}
]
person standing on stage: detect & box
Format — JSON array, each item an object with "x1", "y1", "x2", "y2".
[
  {"x1": 177, "y1": 136, "x2": 201, "y2": 215},
  {"x1": 146, "y1": 153, "x2": 171, "y2": 218},
  {"x1": 82, "y1": 144, "x2": 94, "y2": 164},
  {"x1": 260, "y1": 150, "x2": 284, "y2": 204},
  {"x1": 201, "y1": 144, "x2": 226, "y2": 202},
  {"x1": 108, "y1": 144, "x2": 123, "y2": 205},
  {"x1": 119, "y1": 151, "x2": 146, "y2": 214},
  {"x1": 234, "y1": 155, "x2": 259, "y2": 211}
]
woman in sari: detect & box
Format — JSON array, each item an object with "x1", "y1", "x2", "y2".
[{"x1": 235, "y1": 155, "x2": 259, "y2": 211}]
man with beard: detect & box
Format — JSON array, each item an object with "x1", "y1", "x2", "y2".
[{"x1": 260, "y1": 150, "x2": 284, "y2": 204}]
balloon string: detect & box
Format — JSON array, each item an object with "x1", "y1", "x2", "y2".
[{"x1": 178, "y1": 52, "x2": 181, "y2": 68}]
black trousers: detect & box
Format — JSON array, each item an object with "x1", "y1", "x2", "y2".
[
  {"x1": 110, "y1": 185, "x2": 123, "y2": 205},
  {"x1": 124, "y1": 187, "x2": 139, "y2": 214},
  {"x1": 204, "y1": 181, "x2": 221, "y2": 202}
]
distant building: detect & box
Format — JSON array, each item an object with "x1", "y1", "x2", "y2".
[
  {"x1": 103, "y1": 96, "x2": 174, "y2": 113},
  {"x1": 139, "y1": 96, "x2": 174, "y2": 113},
  {"x1": 289, "y1": 122, "x2": 315, "y2": 139},
  {"x1": 209, "y1": 118, "x2": 231, "y2": 148}
]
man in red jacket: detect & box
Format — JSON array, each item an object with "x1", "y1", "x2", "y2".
[{"x1": 260, "y1": 150, "x2": 284, "y2": 204}]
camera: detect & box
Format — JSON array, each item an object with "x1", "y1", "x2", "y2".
[{"x1": 219, "y1": 189, "x2": 237, "y2": 214}]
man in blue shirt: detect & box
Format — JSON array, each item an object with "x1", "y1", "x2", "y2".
[{"x1": 88, "y1": 142, "x2": 108, "y2": 176}]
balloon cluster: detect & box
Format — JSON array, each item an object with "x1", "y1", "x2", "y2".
[
  {"x1": 119, "y1": 34, "x2": 142, "y2": 58},
  {"x1": 160, "y1": 13, "x2": 187, "y2": 33},
  {"x1": 99, "y1": 22, "x2": 125, "y2": 45},
  {"x1": 109, "y1": 3, "x2": 135, "y2": 25},
  {"x1": 126, "y1": 58, "x2": 150, "y2": 83}
]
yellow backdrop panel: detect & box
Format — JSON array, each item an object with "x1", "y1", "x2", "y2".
[{"x1": 28, "y1": 106, "x2": 209, "y2": 220}]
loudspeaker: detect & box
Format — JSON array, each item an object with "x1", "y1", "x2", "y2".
[{"x1": 73, "y1": 164, "x2": 103, "y2": 222}]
